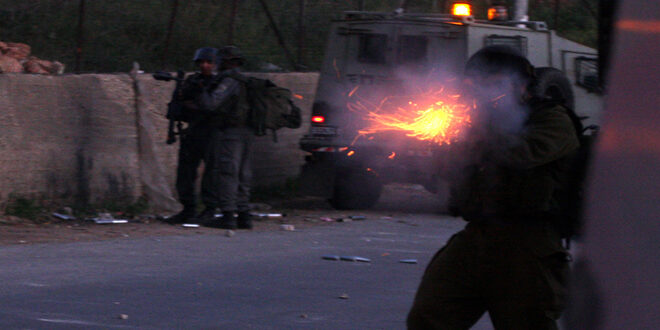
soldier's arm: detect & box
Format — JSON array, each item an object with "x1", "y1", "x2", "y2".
[
  {"x1": 487, "y1": 106, "x2": 579, "y2": 169},
  {"x1": 196, "y1": 77, "x2": 241, "y2": 113}
]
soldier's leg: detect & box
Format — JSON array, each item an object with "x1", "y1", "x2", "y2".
[
  {"x1": 175, "y1": 135, "x2": 203, "y2": 210},
  {"x1": 407, "y1": 231, "x2": 486, "y2": 330},
  {"x1": 486, "y1": 228, "x2": 570, "y2": 330},
  {"x1": 214, "y1": 128, "x2": 243, "y2": 214},
  {"x1": 200, "y1": 128, "x2": 221, "y2": 211},
  {"x1": 237, "y1": 128, "x2": 254, "y2": 213}
]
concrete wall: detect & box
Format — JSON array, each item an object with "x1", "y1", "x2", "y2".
[{"x1": 0, "y1": 72, "x2": 318, "y2": 210}]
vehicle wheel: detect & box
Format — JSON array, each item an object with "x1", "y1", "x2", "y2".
[
  {"x1": 533, "y1": 67, "x2": 575, "y2": 109},
  {"x1": 329, "y1": 168, "x2": 383, "y2": 210}
]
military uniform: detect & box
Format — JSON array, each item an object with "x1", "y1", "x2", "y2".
[
  {"x1": 407, "y1": 100, "x2": 579, "y2": 329},
  {"x1": 197, "y1": 66, "x2": 254, "y2": 228},
  {"x1": 174, "y1": 73, "x2": 221, "y2": 216}
]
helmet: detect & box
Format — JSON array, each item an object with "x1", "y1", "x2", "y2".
[
  {"x1": 218, "y1": 45, "x2": 245, "y2": 65},
  {"x1": 192, "y1": 47, "x2": 218, "y2": 62},
  {"x1": 465, "y1": 45, "x2": 534, "y2": 81}
]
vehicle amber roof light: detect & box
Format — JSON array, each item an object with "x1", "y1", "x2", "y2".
[
  {"x1": 311, "y1": 115, "x2": 325, "y2": 123},
  {"x1": 488, "y1": 5, "x2": 509, "y2": 21},
  {"x1": 452, "y1": 3, "x2": 472, "y2": 17}
]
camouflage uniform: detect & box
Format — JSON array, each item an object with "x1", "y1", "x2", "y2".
[{"x1": 407, "y1": 100, "x2": 579, "y2": 329}]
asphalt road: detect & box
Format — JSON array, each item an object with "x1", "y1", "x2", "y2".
[{"x1": 0, "y1": 211, "x2": 495, "y2": 329}]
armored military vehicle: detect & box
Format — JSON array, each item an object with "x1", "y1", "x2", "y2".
[{"x1": 299, "y1": 3, "x2": 602, "y2": 210}]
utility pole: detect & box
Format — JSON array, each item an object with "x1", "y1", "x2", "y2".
[
  {"x1": 162, "y1": 0, "x2": 179, "y2": 67},
  {"x1": 513, "y1": 0, "x2": 529, "y2": 22},
  {"x1": 75, "y1": 0, "x2": 86, "y2": 73},
  {"x1": 227, "y1": 0, "x2": 240, "y2": 45},
  {"x1": 297, "y1": 0, "x2": 305, "y2": 68}
]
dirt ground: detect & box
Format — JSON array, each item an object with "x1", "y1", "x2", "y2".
[{"x1": 0, "y1": 184, "x2": 446, "y2": 246}]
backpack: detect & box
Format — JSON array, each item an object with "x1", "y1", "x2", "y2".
[
  {"x1": 227, "y1": 73, "x2": 302, "y2": 141},
  {"x1": 554, "y1": 103, "x2": 600, "y2": 242}
]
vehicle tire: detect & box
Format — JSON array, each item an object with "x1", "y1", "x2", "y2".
[
  {"x1": 329, "y1": 168, "x2": 383, "y2": 210},
  {"x1": 532, "y1": 67, "x2": 575, "y2": 109}
]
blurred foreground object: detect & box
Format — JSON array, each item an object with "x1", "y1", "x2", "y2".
[{"x1": 565, "y1": 0, "x2": 660, "y2": 329}]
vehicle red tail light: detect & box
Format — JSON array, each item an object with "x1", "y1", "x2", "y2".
[{"x1": 311, "y1": 115, "x2": 326, "y2": 123}]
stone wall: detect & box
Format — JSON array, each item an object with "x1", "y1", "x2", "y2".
[{"x1": 0, "y1": 72, "x2": 318, "y2": 211}]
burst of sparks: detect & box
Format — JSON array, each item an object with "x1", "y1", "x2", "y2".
[{"x1": 349, "y1": 89, "x2": 472, "y2": 146}]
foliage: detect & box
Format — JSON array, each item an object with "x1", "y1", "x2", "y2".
[
  {"x1": 0, "y1": 0, "x2": 598, "y2": 73},
  {"x1": 4, "y1": 195, "x2": 43, "y2": 220}
]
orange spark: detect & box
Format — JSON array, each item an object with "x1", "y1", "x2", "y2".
[
  {"x1": 349, "y1": 87, "x2": 472, "y2": 146},
  {"x1": 348, "y1": 85, "x2": 360, "y2": 97},
  {"x1": 388, "y1": 152, "x2": 396, "y2": 159},
  {"x1": 333, "y1": 58, "x2": 341, "y2": 79},
  {"x1": 347, "y1": 150, "x2": 355, "y2": 156},
  {"x1": 294, "y1": 94, "x2": 304, "y2": 100}
]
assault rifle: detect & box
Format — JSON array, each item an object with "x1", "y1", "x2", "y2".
[{"x1": 153, "y1": 70, "x2": 185, "y2": 144}]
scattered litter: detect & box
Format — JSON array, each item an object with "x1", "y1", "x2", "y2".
[
  {"x1": 336, "y1": 217, "x2": 352, "y2": 222},
  {"x1": 349, "y1": 215, "x2": 366, "y2": 220},
  {"x1": 252, "y1": 213, "x2": 284, "y2": 218},
  {"x1": 322, "y1": 255, "x2": 340, "y2": 261},
  {"x1": 380, "y1": 216, "x2": 393, "y2": 220},
  {"x1": 340, "y1": 256, "x2": 371, "y2": 263},
  {"x1": 52, "y1": 212, "x2": 76, "y2": 220},
  {"x1": 19, "y1": 240, "x2": 27, "y2": 244},
  {"x1": 320, "y1": 217, "x2": 334, "y2": 222},
  {"x1": 182, "y1": 224, "x2": 199, "y2": 228},
  {"x1": 381, "y1": 253, "x2": 390, "y2": 256},
  {"x1": 280, "y1": 224, "x2": 295, "y2": 231},
  {"x1": 88, "y1": 219, "x2": 129, "y2": 224},
  {"x1": 303, "y1": 217, "x2": 318, "y2": 222},
  {"x1": 214, "y1": 213, "x2": 224, "y2": 218},
  {"x1": 399, "y1": 259, "x2": 418, "y2": 264},
  {"x1": 118, "y1": 314, "x2": 128, "y2": 320},
  {"x1": 338, "y1": 293, "x2": 349, "y2": 299},
  {"x1": 225, "y1": 230, "x2": 235, "y2": 237},
  {"x1": 300, "y1": 314, "x2": 308, "y2": 319}
]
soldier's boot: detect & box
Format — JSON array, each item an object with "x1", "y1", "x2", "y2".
[
  {"x1": 164, "y1": 207, "x2": 197, "y2": 224},
  {"x1": 237, "y1": 211, "x2": 253, "y2": 229},
  {"x1": 193, "y1": 207, "x2": 217, "y2": 224},
  {"x1": 203, "y1": 211, "x2": 237, "y2": 229}
]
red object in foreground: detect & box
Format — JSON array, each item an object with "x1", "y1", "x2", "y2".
[{"x1": 311, "y1": 115, "x2": 325, "y2": 123}]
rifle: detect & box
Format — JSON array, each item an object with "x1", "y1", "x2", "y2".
[{"x1": 153, "y1": 70, "x2": 185, "y2": 144}]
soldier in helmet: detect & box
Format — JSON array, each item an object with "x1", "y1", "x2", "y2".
[
  {"x1": 165, "y1": 47, "x2": 221, "y2": 224},
  {"x1": 192, "y1": 45, "x2": 254, "y2": 230},
  {"x1": 407, "y1": 45, "x2": 579, "y2": 329}
]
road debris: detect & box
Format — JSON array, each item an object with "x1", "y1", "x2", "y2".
[
  {"x1": 349, "y1": 215, "x2": 366, "y2": 220},
  {"x1": 399, "y1": 259, "x2": 418, "y2": 264},
  {"x1": 336, "y1": 217, "x2": 352, "y2": 222},
  {"x1": 322, "y1": 255, "x2": 340, "y2": 261},
  {"x1": 252, "y1": 213, "x2": 284, "y2": 218},
  {"x1": 52, "y1": 213, "x2": 76, "y2": 220},
  {"x1": 339, "y1": 293, "x2": 349, "y2": 299},
  {"x1": 280, "y1": 224, "x2": 295, "y2": 231},
  {"x1": 320, "y1": 217, "x2": 334, "y2": 222},
  {"x1": 225, "y1": 230, "x2": 235, "y2": 237},
  {"x1": 381, "y1": 252, "x2": 390, "y2": 256},
  {"x1": 340, "y1": 256, "x2": 371, "y2": 263},
  {"x1": 118, "y1": 314, "x2": 128, "y2": 320},
  {"x1": 182, "y1": 224, "x2": 199, "y2": 228},
  {"x1": 88, "y1": 219, "x2": 128, "y2": 224}
]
